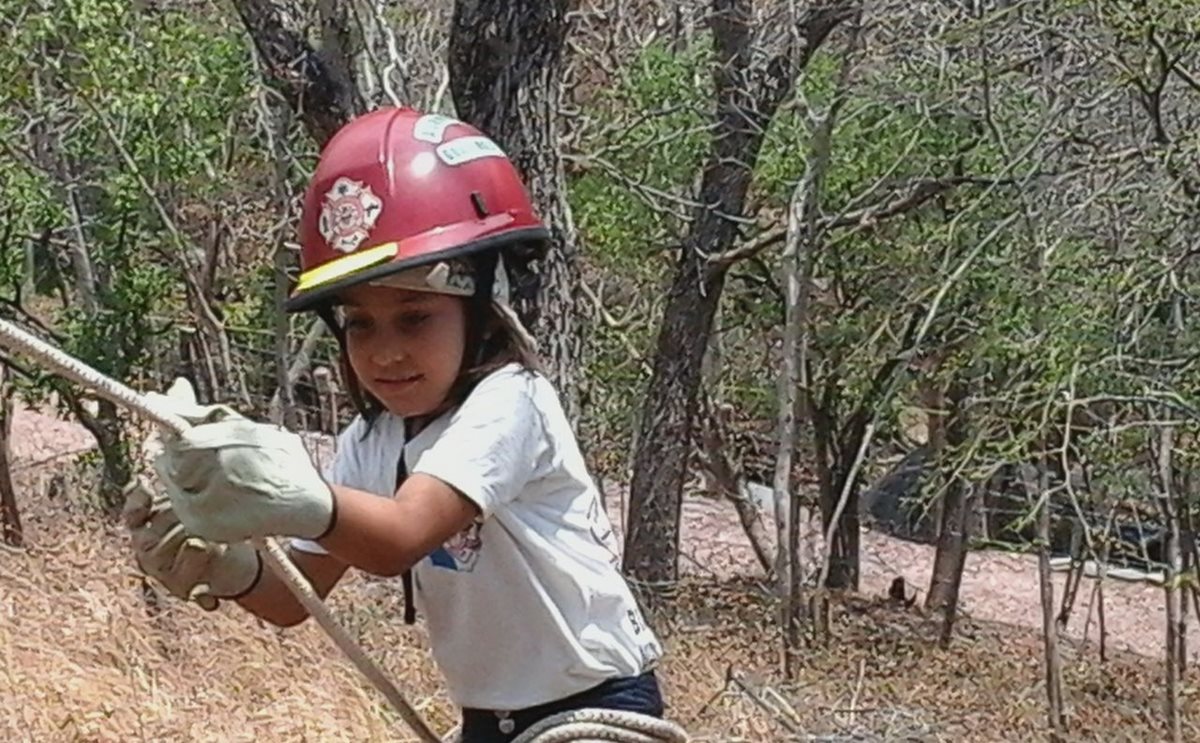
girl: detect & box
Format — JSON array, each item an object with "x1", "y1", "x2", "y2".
[{"x1": 124, "y1": 107, "x2": 667, "y2": 742}]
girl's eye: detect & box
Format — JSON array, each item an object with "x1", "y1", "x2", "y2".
[{"x1": 398, "y1": 312, "x2": 430, "y2": 328}]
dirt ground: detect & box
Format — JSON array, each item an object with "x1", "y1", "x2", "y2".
[{"x1": 3, "y1": 406, "x2": 1196, "y2": 742}]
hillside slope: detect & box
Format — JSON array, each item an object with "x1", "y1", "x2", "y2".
[{"x1": 2, "y1": 409, "x2": 1196, "y2": 741}]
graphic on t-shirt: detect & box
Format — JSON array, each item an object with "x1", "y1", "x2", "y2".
[{"x1": 429, "y1": 520, "x2": 483, "y2": 572}]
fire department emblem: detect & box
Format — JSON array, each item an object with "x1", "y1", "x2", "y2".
[{"x1": 318, "y1": 177, "x2": 383, "y2": 253}]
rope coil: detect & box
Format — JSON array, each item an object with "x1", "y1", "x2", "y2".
[{"x1": 0, "y1": 317, "x2": 689, "y2": 743}]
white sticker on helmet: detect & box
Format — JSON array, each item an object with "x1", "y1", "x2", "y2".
[
  {"x1": 436, "y1": 136, "x2": 506, "y2": 166},
  {"x1": 413, "y1": 114, "x2": 459, "y2": 144},
  {"x1": 318, "y1": 177, "x2": 384, "y2": 253}
]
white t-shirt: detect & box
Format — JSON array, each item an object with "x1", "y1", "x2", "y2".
[{"x1": 292, "y1": 364, "x2": 662, "y2": 710}]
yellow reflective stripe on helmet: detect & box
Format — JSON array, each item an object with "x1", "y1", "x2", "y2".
[{"x1": 294, "y1": 243, "x2": 398, "y2": 292}]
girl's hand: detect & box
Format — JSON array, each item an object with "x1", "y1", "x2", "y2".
[
  {"x1": 145, "y1": 376, "x2": 243, "y2": 426},
  {"x1": 153, "y1": 417, "x2": 335, "y2": 544},
  {"x1": 122, "y1": 477, "x2": 262, "y2": 608}
]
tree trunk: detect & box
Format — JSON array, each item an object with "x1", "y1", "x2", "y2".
[
  {"x1": 64, "y1": 393, "x2": 130, "y2": 517},
  {"x1": 820, "y1": 464, "x2": 862, "y2": 590},
  {"x1": 1156, "y1": 423, "x2": 1183, "y2": 742},
  {"x1": 777, "y1": 33, "x2": 855, "y2": 666},
  {"x1": 927, "y1": 380, "x2": 970, "y2": 633},
  {"x1": 1033, "y1": 467, "x2": 1067, "y2": 741},
  {"x1": 0, "y1": 364, "x2": 23, "y2": 547},
  {"x1": 625, "y1": 260, "x2": 726, "y2": 586},
  {"x1": 264, "y1": 91, "x2": 297, "y2": 428},
  {"x1": 231, "y1": 0, "x2": 364, "y2": 148},
  {"x1": 624, "y1": 0, "x2": 854, "y2": 590},
  {"x1": 809, "y1": 386, "x2": 869, "y2": 591},
  {"x1": 1178, "y1": 531, "x2": 1190, "y2": 678},
  {"x1": 314, "y1": 0, "x2": 362, "y2": 116},
  {"x1": 919, "y1": 370, "x2": 947, "y2": 534},
  {"x1": 448, "y1": 0, "x2": 582, "y2": 424}
]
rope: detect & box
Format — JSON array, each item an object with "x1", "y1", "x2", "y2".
[
  {"x1": 0, "y1": 318, "x2": 441, "y2": 743},
  {"x1": 509, "y1": 708, "x2": 690, "y2": 743},
  {"x1": 0, "y1": 317, "x2": 691, "y2": 743},
  {"x1": 442, "y1": 707, "x2": 691, "y2": 743}
]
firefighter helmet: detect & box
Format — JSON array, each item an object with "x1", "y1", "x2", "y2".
[{"x1": 285, "y1": 106, "x2": 549, "y2": 313}]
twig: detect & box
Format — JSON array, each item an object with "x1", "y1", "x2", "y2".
[
  {"x1": 725, "y1": 669, "x2": 803, "y2": 734},
  {"x1": 847, "y1": 657, "x2": 866, "y2": 727}
]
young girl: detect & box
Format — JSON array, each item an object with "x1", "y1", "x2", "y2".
[{"x1": 123, "y1": 107, "x2": 667, "y2": 742}]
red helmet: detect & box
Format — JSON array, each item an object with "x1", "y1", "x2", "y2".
[{"x1": 285, "y1": 106, "x2": 549, "y2": 313}]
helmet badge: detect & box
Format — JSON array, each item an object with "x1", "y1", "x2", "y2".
[{"x1": 318, "y1": 177, "x2": 384, "y2": 253}]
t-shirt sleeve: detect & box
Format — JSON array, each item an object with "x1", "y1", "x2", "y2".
[
  {"x1": 410, "y1": 370, "x2": 545, "y2": 519},
  {"x1": 290, "y1": 416, "x2": 367, "y2": 555}
]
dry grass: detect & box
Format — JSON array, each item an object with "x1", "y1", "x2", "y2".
[{"x1": 3, "y1": 454, "x2": 1198, "y2": 742}]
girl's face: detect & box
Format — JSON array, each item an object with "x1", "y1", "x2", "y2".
[{"x1": 338, "y1": 283, "x2": 466, "y2": 418}]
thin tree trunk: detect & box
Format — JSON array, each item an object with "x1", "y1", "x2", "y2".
[
  {"x1": 775, "y1": 217, "x2": 804, "y2": 674},
  {"x1": 1056, "y1": 523, "x2": 1085, "y2": 631},
  {"x1": 1156, "y1": 423, "x2": 1182, "y2": 742},
  {"x1": 1179, "y1": 538, "x2": 1190, "y2": 678},
  {"x1": 810, "y1": 397, "x2": 864, "y2": 591},
  {"x1": 820, "y1": 445, "x2": 866, "y2": 591},
  {"x1": 924, "y1": 378, "x2": 951, "y2": 606},
  {"x1": 775, "y1": 15, "x2": 858, "y2": 670},
  {"x1": 0, "y1": 364, "x2": 23, "y2": 547},
  {"x1": 1034, "y1": 468, "x2": 1067, "y2": 741},
  {"x1": 262, "y1": 88, "x2": 296, "y2": 428},
  {"x1": 1180, "y1": 475, "x2": 1197, "y2": 677},
  {"x1": 1156, "y1": 280, "x2": 1185, "y2": 740},
  {"x1": 775, "y1": 94, "x2": 823, "y2": 679},
  {"x1": 928, "y1": 380, "x2": 971, "y2": 647}
]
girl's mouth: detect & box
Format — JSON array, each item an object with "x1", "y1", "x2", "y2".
[{"x1": 376, "y1": 374, "x2": 422, "y2": 388}]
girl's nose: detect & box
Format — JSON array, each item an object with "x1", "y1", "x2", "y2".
[{"x1": 369, "y1": 331, "x2": 407, "y2": 366}]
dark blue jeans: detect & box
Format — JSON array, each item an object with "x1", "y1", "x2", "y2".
[{"x1": 459, "y1": 671, "x2": 664, "y2": 743}]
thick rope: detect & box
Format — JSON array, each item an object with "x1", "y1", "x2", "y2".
[
  {"x1": 0, "y1": 318, "x2": 691, "y2": 743},
  {"x1": 0, "y1": 318, "x2": 441, "y2": 743},
  {"x1": 509, "y1": 708, "x2": 690, "y2": 743},
  {"x1": 442, "y1": 707, "x2": 690, "y2": 743}
]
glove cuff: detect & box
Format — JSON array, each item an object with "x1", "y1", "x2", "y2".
[
  {"x1": 311, "y1": 486, "x2": 339, "y2": 541},
  {"x1": 223, "y1": 550, "x2": 264, "y2": 600}
]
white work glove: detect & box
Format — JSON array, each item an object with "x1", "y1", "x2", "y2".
[
  {"x1": 139, "y1": 377, "x2": 244, "y2": 469},
  {"x1": 153, "y1": 416, "x2": 336, "y2": 544},
  {"x1": 145, "y1": 377, "x2": 243, "y2": 427},
  {"x1": 121, "y1": 477, "x2": 262, "y2": 609}
]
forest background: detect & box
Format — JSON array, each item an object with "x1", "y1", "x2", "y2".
[{"x1": 2, "y1": 1, "x2": 1200, "y2": 741}]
